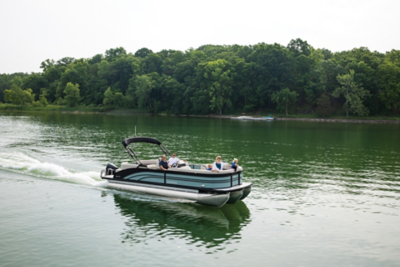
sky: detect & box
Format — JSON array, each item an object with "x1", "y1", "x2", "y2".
[{"x1": 1, "y1": 0, "x2": 399, "y2": 74}]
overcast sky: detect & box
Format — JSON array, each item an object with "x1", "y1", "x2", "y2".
[{"x1": 1, "y1": 0, "x2": 399, "y2": 74}]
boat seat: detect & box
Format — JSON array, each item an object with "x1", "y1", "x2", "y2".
[
  {"x1": 168, "y1": 166, "x2": 195, "y2": 172},
  {"x1": 120, "y1": 162, "x2": 138, "y2": 169},
  {"x1": 147, "y1": 164, "x2": 159, "y2": 170},
  {"x1": 140, "y1": 159, "x2": 159, "y2": 166}
]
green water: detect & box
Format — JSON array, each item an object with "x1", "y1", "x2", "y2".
[{"x1": 0, "y1": 112, "x2": 399, "y2": 266}]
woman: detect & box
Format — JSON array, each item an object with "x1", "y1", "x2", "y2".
[{"x1": 212, "y1": 156, "x2": 226, "y2": 172}]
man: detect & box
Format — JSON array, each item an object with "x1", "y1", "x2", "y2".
[
  {"x1": 159, "y1": 155, "x2": 170, "y2": 170},
  {"x1": 168, "y1": 153, "x2": 180, "y2": 167}
]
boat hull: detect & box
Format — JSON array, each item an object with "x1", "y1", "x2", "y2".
[
  {"x1": 226, "y1": 189, "x2": 243, "y2": 204},
  {"x1": 107, "y1": 180, "x2": 230, "y2": 208}
]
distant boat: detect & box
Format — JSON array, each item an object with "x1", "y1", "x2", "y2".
[
  {"x1": 231, "y1": 114, "x2": 275, "y2": 121},
  {"x1": 231, "y1": 116, "x2": 254, "y2": 120},
  {"x1": 264, "y1": 114, "x2": 276, "y2": 120}
]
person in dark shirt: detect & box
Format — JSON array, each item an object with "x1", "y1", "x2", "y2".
[
  {"x1": 159, "y1": 155, "x2": 170, "y2": 170},
  {"x1": 231, "y1": 158, "x2": 239, "y2": 172}
]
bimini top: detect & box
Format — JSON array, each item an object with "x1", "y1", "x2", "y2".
[{"x1": 122, "y1": 137, "x2": 162, "y2": 148}]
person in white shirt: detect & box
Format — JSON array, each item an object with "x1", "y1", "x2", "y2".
[
  {"x1": 168, "y1": 153, "x2": 180, "y2": 167},
  {"x1": 212, "y1": 155, "x2": 227, "y2": 172}
]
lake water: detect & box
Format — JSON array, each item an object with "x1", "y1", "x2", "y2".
[{"x1": 0, "y1": 112, "x2": 399, "y2": 266}]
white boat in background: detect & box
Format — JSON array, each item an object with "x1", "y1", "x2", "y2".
[
  {"x1": 231, "y1": 114, "x2": 275, "y2": 121},
  {"x1": 231, "y1": 116, "x2": 254, "y2": 120}
]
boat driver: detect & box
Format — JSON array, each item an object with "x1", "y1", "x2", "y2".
[
  {"x1": 168, "y1": 153, "x2": 180, "y2": 167},
  {"x1": 159, "y1": 155, "x2": 170, "y2": 170}
]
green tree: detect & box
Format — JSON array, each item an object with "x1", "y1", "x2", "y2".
[
  {"x1": 22, "y1": 73, "x2": 48, "y2": 101},
  {"x1": 64, "y1": 82, "x2": 80, "y2": 107},
  {"x1": 39, "y1": 90, "x2": 48, "y2": 106},
  {"x1": 4, "y1": 83, "x2": 34, "y2": 106},
  {"x1": 40, "y1": 59, "x2": 55, "y2": 72},
  {"x1": 201, "y1": 59, "x2": 233, "y2": 114},
  {"x1": 332, "y1": 70, "x2": 370, "y2": 117},
  {"x1": 103, "y1": 87, "x2": 114, "y2": 106},
  {"x1": 0, "y1": 74, "x2": 13, "y2": 103},
  {"x1": 134, "y1": 48, "x2": 153, "y2": 58},
  {"x1": 134, "y1": 74, "x2": 155, "y2": 111},
  {"x1": 377, "y1": 62, "x2": 400, "y2": 113},
  {"x1": 248, "y1": 43, "x2": 293, "y2": 110},
  {"x1": 114, "y1": 92, "x2": 124, "y2": 108},
  {"x1": 316, "y1": 93, "x2": 332, "y2": 117},
  {"x1": 271, "y1": 88, "x2": 298, "y2": 115},
  {"x1": 105, "y1": 47, "x2": 127, "y2": 61}
]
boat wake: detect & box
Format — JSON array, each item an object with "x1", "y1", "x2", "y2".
[{"x1": 0, "y1": 151, "x2": 106, "y2": 187}]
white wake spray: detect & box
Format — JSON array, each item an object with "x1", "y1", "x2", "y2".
[{"x1": 0, "y1": 151, "x2": 107, "y2": 187}]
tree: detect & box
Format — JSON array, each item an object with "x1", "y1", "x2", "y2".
[
  {"x1": 249, "y1": 43, "x2": 293, "y2": 109},
  {"x1": 287, "y1": 38, "x2": 311, "y2": 57},
  {"x1": 22, "y1": 89, "x2": 35, "y2": 105},
  {"x1": 105, "y1": 47, "x2": 126, "y2": 61},
  {"x1": 56, "y1": 57, "x2": 75, "y2": 67},
  {"x1": 103, "y1": 87, "x2": 114, "y2": 106},
  {"x1": 332, "y1": 70, "x2": 370, "y2": 117},
  {"x1": 22, "y1": 73, "x2": 48, "y2": 100},
  {"x1": 64, "y1": 82, "x2": 80, "y2": 107},
  {"x1": 4, "y1": 83, "x2": 34, "y2": 106},
  {"x1": 271, "y1": 88, "x2": 298, "y2": 115},
  {"x1": 40, "y1": 59, "x2": 55, "y2": 72},
  {"x1": 0, "y1": 74, "x2": 12, "y2": 103},
  {"x1": 114, "y1": 92, "x2": 124, "y2": 108},
  {"x1": 39, "y1": 90, "x2": 48, "y2": 106},
  {"x1": 201, "y1": 59, "x2": 233, "y2": 114},
  {"x1": 377, "y1": 62, "x2": 400, "y2": 113},
  {"x1": 316, "y1": 93, "x2": 332, "y2": 117},
  {"x1": 134, "y1": 74, "x2": 155, "y2": 111},
  {"x1": 134, "y1": 48, "x2": 153, "y2": 58}
]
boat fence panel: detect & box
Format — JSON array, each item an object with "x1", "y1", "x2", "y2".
[
  {"x1": 124, "y1": 172, "x2": 165, "y2": 184},
  {"x1": 231, "y1": 173, "x2": 240, "y2": 186},
  {"x1": 189, "y1": 164, "x2": 202, "y2": 170},
  {"x1": 166, "y1": 173, "x2": 232, "y2": 189}
]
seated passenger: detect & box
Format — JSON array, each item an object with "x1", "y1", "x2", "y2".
[
  {"x1": 231, "y1": 158, "x2": 239, "y2": 172},
  {"x1": 159, "y1": 155, "x2": 170, "y2": 170},
  {"x1": 168, "y1": 153, "x2": 180, "y2": 167},
  {"x1": 212, "y1": 156, "x2": 226, "y2": 172},
  {"x1": 207, "y1": 163, "x2": 219, "y2": 173}
]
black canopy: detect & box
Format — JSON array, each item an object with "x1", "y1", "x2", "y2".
[{"x1": 122, "y1": 137, "x2": 162, "y2": 148}]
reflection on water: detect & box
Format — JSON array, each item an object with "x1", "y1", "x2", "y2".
[{"x1": 111, "y1": 192, "x2": 251, "y2": 252}]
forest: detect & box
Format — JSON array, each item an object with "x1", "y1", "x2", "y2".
[{"x1": 1, "y1": 38, "x2": 399, "y2": 117}]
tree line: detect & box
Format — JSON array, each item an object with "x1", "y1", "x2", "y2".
[{"x1": 1, "y1": 39, "x2": 399, "y2": 117}]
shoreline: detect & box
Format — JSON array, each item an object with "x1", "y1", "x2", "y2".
[
  {"x1": 176, "y1": 114, "x2": 400, "y2": 124},
  {"x1": 274, "y1": 117, "x2": 400, "y2": 124},
  {"x1": 1, "y1": 107, "x2": 399, "y2": 124}
]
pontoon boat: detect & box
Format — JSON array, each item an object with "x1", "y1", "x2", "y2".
[{"x1": 100, "y1": 137, "x2": 252, "y2": 208}]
